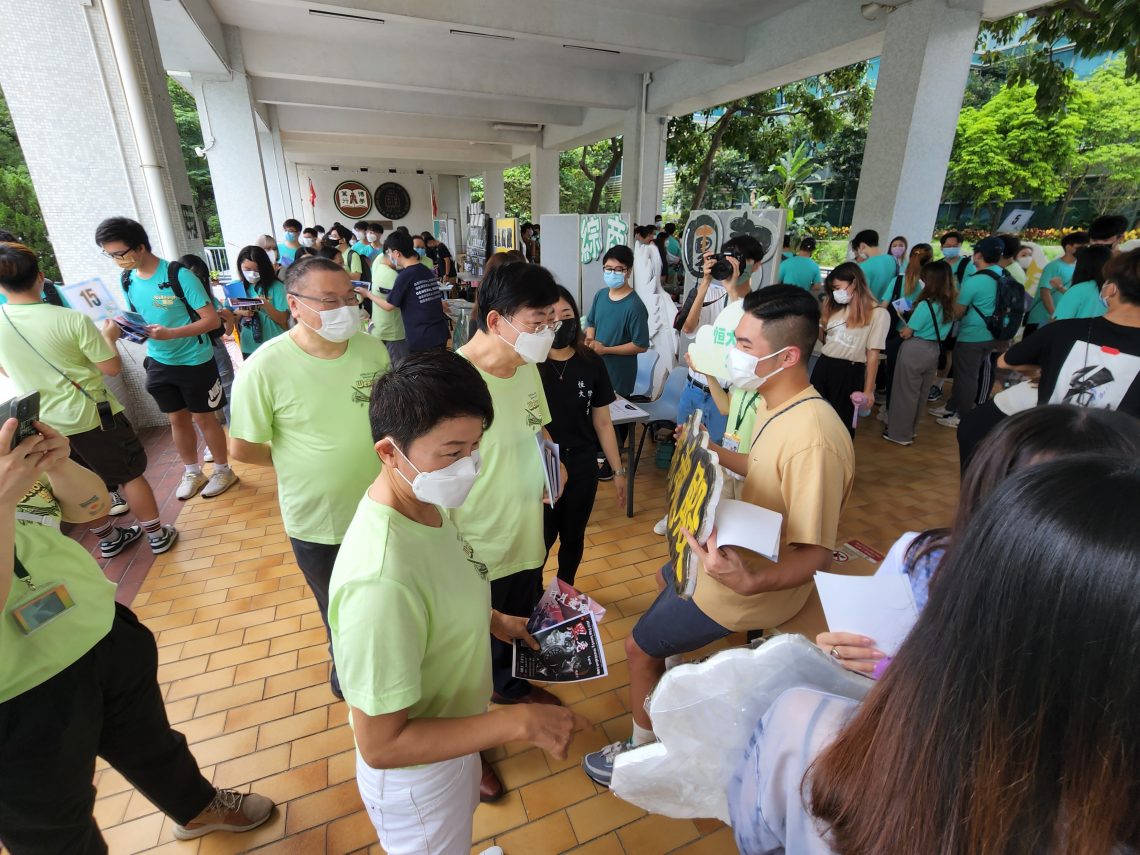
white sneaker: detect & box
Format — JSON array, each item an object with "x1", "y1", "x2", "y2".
[
  {"x1": 201, "y1": 467, "x2": 239, "y2": 498},
  {"x1": 936, "y1": 414, "x2": 961, "y2": 428},
  {"x1": 478, "y1": 848, "x2": 504, "y2": 855},
  {"x1": 928, "y1": 404, "x2": 954, "y2": 418},
  {"x1": 653, "y1": 516, "x2": 668, "y2": 536},
  {"x1": 203, "y1": 446, "x2": 214, "y2": 463},
  {"x1": 176, "y1": 471, "x2": 209, "y2": 500}
]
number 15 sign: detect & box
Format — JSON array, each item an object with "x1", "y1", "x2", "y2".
[{"x1": 60, "y1": 278, "x2": 125, "y2": 322}]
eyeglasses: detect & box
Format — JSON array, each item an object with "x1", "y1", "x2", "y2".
[
  {"x1": 602, "y1": 267, "x2": 627, "y2": 274},
  {"x1": 101, "y1": 247, "x2": 135, "y2": 260},
  {"x1": 507, "y1": 316, "x2": 562, "y2": 334},
  {"x1": 288, "y1": 292, "x2": 362, "y2": 308}
]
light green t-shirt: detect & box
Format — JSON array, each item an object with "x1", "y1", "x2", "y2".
[
  {"x1": 778, "y1": 255, "x2": 822, "y2": 290},
  {"x1": 448, "y1": 352, "x2": 550, "y2": 580},
  {"x1": 341, "y1": 248, "x2": 364, "y2": 278},
  {"x1": 239, "y1": 279, "x2": 289, "y2": 355},
  {"x1": 368, "y1": 260, "x2": 405, "y2": 342},
  {"x1": 1053, "y1": 280, "x2": 1106, "y2": 321},
  {"x1": 1004, "y1": 261, "x2": 1027, "y2": 286},
  {"x1": 1, "y1": 477, "x2": 117, "y2": 704},
  {"x1": 957, "y1": 270, "x2": 999, "y2": 343},
  {"x1": 329, "y1": 497, "x2": 492, "y2": 722},
  {"x1": 0, "y1": 303, "x2": 124, "y2": 435},
  {"x1": 724, "y1": 390, "x2": 761, "y2": 453},
  {"x1": 1027, "y1": 259, "x2": 1074, "y2": 325},
  {"x1": 229, "y1": 332, "x2": 391, "y2": 544},
  {"x1": 127, "y1": 260, "x2": 214, "y2": 366}
]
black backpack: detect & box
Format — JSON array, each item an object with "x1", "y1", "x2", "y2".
[
  {"x1": 955, "y1": 257, "x2": 971, "y2": 284},
  {"x1": 970, "y1": 268, "x2": 1025, "y2": 342},
  {"x1": 120, "y1": 261, "x2": 223, "y2": 345}
]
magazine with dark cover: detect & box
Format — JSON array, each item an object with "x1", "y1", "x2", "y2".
[{"x1": 512, "y1": 612, "x2": 607, "y2": 683}]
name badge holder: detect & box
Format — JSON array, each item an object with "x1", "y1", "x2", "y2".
[{"x1": 9, "y1": 552, "x2": 75, "y2": 635}]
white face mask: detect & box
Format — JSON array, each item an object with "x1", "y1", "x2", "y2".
[
  {"x1": 394, "y1": 445, "x2": 482, "y2": 508},
  {"x1": 244, "y1": 269, "x2": 261, "y2": 284},
  {"x1": 500, "y1": 316, "x2": 555, "y2": 363},
  {"x1": 366, "y1": 232, "x2": 378, "y2": 242},
  {"x1": 297, "y1": 302, "x2": 360, "y2": 343},
  {"x1": 267, "y1": 250, "x2": 278, "y2": 264},
  {"x1": 355, "y1": 230, "x2": 365, "y2": 240},
  {"x1": 300, "y1": 237, "x2": 314, "y2": 248},
  {"x1": 726, "y1": 346, "x2": 790, "y2": 391},
  {"x1": 1017, "y1": 255, "x2": 1032, "y2": 270},
  {"x1": 832, "y1": 288, "x2": 853, "y2": 305}
]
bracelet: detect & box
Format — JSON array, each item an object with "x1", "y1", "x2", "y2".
[{"x1": 613, "y1": 468, "x2": 627, "y2": 477}]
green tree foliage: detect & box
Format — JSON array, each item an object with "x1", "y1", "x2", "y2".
[
  {"x1": 1070, "y1": 57, "x2": 1140, "y2": 221},
  {"x1": 167, "y1": 78, "x2": 221, "y2": 244},
  {"x1": 503, "y1": 164, "x2": 532, "y2": 219},
  {"x1": 0, "y1": 87, "x2": 60, "y2": 279}
]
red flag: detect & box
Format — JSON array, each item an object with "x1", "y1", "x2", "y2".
[
  {"x1": 308, "y1": 178, "x2": 317, "y2": 208},
  {"x1": 430, "y1": 181, "x2": 438, "y2": 219}
]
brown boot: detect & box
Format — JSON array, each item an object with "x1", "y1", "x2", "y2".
[
  {"x1": 480, "y1": 753, "x2": 504, "y2": 803},
  {"x1": 173, "y1": 789, "x2": 275, "y2": 840}
]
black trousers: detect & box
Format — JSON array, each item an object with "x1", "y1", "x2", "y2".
[
  {"x1": 0, "y1": 604, "x2": 215, "y2": 855},
  {"x1": 489, "y1": 566, "x2": 544, "y2": 699},
  {"x1": 544, "y1": 450, "x2": 601, "y2": 587},
  {"x1": 811, "y1": 354, "x2": 867, "y2": 438},
  {"x1": 288, "y1": 537, "x2": 342, "y2": 697}
]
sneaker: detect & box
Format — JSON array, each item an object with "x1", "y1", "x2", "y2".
[
  {"x1": 148, "y1": 524, "x2": 179, "y2": 555},
  {"x1": 176, "y1": 471, "x2": 208, "y2": 500},
  {"x1": 597, "y1": 459, "x2": 614, "y2": 481},
  {"x1": 652, "y1": 516, "x2": 668, "y2": 536},
  {"x1": 172, "y1": 788, "x2": 274, "y2": 840},
  {"x1": 873, "y1": 390, "x2": 886, "y2": 406},
  {"x1": 583, "y1": 740, "x2": 637, "y2": 786},
  {"x1": 881, "y1": 431, "x2": 913, "y2": 447},
  {"x1": 108, "y1": 491, "x2": 129, "y2": 516},
  {"x1": 99, "y1": 525, "x2": 143, "y2": 559},
  {"x1": 478, "y1": 848, "x2": 504, "y2": 855},
  {"x1": 928, "y1": 404, "x2": 955, "y2": 418},
  {"x1": 936, "y1": 414, "x2": 961, "y2": 428},
  {"x1": 203, "y1": 446, "x2": 214, "y2": 463},
  {"x1": 201, "y1": 468, "x2": 239, "y2": 499},
  {"x1": 876, "y1": 407, "x2": 888, "y2": 423},
  {"x1": 927, "y1": 385, "x2": 943, "y2": 403}
]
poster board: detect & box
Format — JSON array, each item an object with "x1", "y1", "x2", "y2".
[
  {"x1": 580, "y1": 213, "x2": 632, "y2": 312},
  {"x1": 681, "y1": 208, "x2": 786, "y2": 295},
  {"x1": 665, "y1": 409, "x2": 724, "y2": 599},
  {"x1": 59, "y1": 278, "x2": 126, "y2": 322},
  {"x1": 432, "y1": 218, "x2": 457, "y2": 252},
  {"x1": 493, "y1": 218, "x2": 519, "y2": 254},
  {"x1": 539, "y1": 214, "x2": 582, "y2": 302}
]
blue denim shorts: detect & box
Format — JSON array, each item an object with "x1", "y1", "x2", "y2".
[{"x1": 631, "y1": 564, "x2": 731, "y2": 659}]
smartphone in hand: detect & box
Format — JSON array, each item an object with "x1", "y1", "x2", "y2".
[{"x1": 6, "y1": 392, "x2": 40, "y2": 450}]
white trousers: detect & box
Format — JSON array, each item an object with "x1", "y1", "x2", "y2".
[{"x1": 356, "y1": 751, "x2": 480, "y2": 855}]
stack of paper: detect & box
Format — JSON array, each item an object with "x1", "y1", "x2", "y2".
[{"x1": 536, "y1": 435, "x2": 562, "y2": 503}]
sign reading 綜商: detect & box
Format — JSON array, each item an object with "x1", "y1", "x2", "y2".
[
  {"x1": 666, "y1": 409, "x2": 724, "y2": 599},
  {"x1": 334, "y1": 181, "x2": 373, "y2": 219}
]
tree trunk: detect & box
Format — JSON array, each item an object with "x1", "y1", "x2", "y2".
[
  {"x1": 581, "y1": 137, "x2": 622, "y2": 214},
  {"x1": 691, "y1": 106, "x2": 738, "y2": 211},
  {"x1": 1057, "y1": 166, "x2": 1088, "y2": 229}
]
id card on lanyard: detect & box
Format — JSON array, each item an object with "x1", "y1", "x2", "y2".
[{"x1": 9, "y1": 551, "x2": 75, "y2": 635}]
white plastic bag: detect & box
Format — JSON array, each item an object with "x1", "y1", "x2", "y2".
[{"x1": 610, "y1": 634, "x2": 871, "y2": 822}]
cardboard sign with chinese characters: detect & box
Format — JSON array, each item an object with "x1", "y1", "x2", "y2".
[
  {"x1": 580, "y1": 213, "x2": 632, "y2": 310},
  {"x1": 687, "y1": 301, "x2": 745, "y2": 378},
  {"x1": 666, "y1": 409, "x2": 724, "y2": 599}
]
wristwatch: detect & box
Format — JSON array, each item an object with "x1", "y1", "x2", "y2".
[{"x1": 613, "y1": 467, "x2": 627, "y2": 477}]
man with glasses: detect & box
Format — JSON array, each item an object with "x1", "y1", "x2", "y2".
[
  {"x1": 380, "y1": 231, "x2": 450, "y2": 352},
  {"x1": 585, "y1": 245, "x2": 650, "y2": 400},
  {"x1": 94, "y1": 217, "x2": 237, "y2": 501},
  {"x1": 228, "y1": 256, "x2": 391, "y2": 698}
]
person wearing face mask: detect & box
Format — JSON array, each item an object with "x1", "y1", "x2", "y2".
[
  {"x1": 449, "y1": 262, "x2": 567, "y2": 708},
  {"x1": 540, "y1": 286, "x2": 626, "y2": 586},
  {"x1": 329, "y1": 351, "x2": 575, "y2": 854},
  {"x1": 357, "y1": 232, "x2": 409, "y2": 365},
  {"x1": 997, "y1": 234, "x2": 1028, "y2": 287},
  {"x1": 277, "y1": 218, "x2": 303, "y2": 267},
  {"x1": 585, "y1": 245, "x2": 650, "y2": 401},
  {"x1": 412, "y1": 235, "x2": 434, "y2": 271},
  {"x1": 371, "y1": 231, "x2": 449, "y2": 353},
  {"x1": 851, "y1": 229, "x2": 898, "y2": 303},
  {"x1": 810, "y1": 263, "x2": 890, "y2": 437},
  {"x1": 256, "y1": 234, "x2": 282, "y2": 272},
  {"x1": 366, "y1": 222, "x2": 385, "y2": 258},
  {"x1": 1026, "y1": 230, "x2": 1087, "y2": 333},
  {"x1": 882, "y1": 243, "x2": 933, "y2": 415},
  {"x1": 888, "y1": 235, "x2": 908, "y2": 274},
  {"x1": 351, "y1": 221, "x2": 374, "y2": 259},
  {"x1": 326, "y1": 223, "x2": 366, "y2": 280},
  {"x1": 1053, "y1": 244, "x2": 1114, "y2": 321},
  {"x1": 232, "y1": 245, "x2": 290, "y2": 356},
  {"x1": 94, "y1": 217, "x2": 237, "y2": 502},
  {"x1": 300, "y1": 227, "x2": 318, "y2": 251},
  {"x1": 583, "y1": 285, "x2": 854, "y2": 787},
  {"x1": 228, "y1": 256, "x2": 392, "y2": 699}
]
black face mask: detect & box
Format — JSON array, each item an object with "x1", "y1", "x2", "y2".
[{"x1": 553, "y1": 318, "x2": 579, "y2": 349}]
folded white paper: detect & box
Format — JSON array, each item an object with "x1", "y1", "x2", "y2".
[{"x1": 815, "y1": 570, "x2": 919, "y2": 656}]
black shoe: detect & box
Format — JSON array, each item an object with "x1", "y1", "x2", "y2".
[
  {"x1": 597, "y1": 459, "x2": 614, "y2": 481},
  {"x1": 100, "y1": 525, "x2": 144, "y2": 558}
]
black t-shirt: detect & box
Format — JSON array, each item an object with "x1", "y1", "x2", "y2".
[
  {"x1": 389, "y1": 264, "x2": 450, "y2": 351},
  {"x1": 539, "y1": 351, "x2": 616, "y2": 452},
  {"x1": 432, "y1": 243, "x2": 454, "y2": 278},
  {"x1": 1005, "y1": 317, "x2": 1140, "y2": 413}
]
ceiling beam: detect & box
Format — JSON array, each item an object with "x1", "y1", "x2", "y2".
[
  {"x1": 150, "y1": 0, "x2": 229, "y2": 74},
  {"x1": 240, "y1": 31, "x2": 641, "y2": 110},
  {"x1": 245, "y1": 0, "x2": 745, "y2": 65},
  {"x1": 273, "y1": 105, "x2": 539, "y2": 145},
  {"x1": 281, "y1": 137, "x2": 514, "y2": 165}
]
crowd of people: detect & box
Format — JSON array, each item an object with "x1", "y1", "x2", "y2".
[{"x1": 0, "y1": 205, "x2": 1137, "y2": 855}]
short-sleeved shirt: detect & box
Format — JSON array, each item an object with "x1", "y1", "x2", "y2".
[
  {"x1": 389, "y1": 265, "x2": 449, "y2": 351},
  {"x1": 368, "y1": 261, "x2": 405, "y2": 342},
  {"x1": 692, "y1": 385, "x2": 854, "y2": 631},
  {"x1": 329, "y1": 497, "x2": 492, "y2": 723},
  {"x1": 1, "y1": 478, "x2": 117, "y2": 704},
  {"x1": 859, "y1": 254, "x2": 900, "y2": 302},
  {"x1": 778, "y1": 255, "x2": 822, "y2": 290},
  {"x1": 1052, "y1": 280, "x2": 1106, "y2": 321},
  {"x1": 1027, "y1": 259, "x2": 1075, "y2": 325},
  {"x1": 678, "y1": 282, "x2": 731, "y2": 385},
  {"x1": 1004, "y1": 261, "x2": 1027, "y2": 286},
  {"x1": 340, "y1": 248, "x2": 364, "y2": 278},
  {"x1": 956, "y1": 269, "x2": 1000, "y2": 343},
  {"x1": 538, "y1": 350, "x2": 616, "y2": 451},
  {"x1": 229, "y1": 332, "x2": 391, "y2": 544},
  {"x1": 820, "y1": 305, "x2": 890, "y2": 363},
  {"x1": 277, "y1": 243, "x2": 297, "y2": 265},
  {"x1": 350, "y1": 241, "x2": 375, "y2": 260},
  {"x1": 449, "y1": 352, "x2": 551, "y2": 580},
  {"x1": 585, "y1": 289, "x2": 650, "y2": 396},
  {"x1": 1004, "y1": 317, "x2": 1140, "y2": 413},
  {"x1": 431, "y1": 244, "x2": 454, "y2": 278},
  {"x1": 239, "y1": 279, "x2": 289, "y2": 355},
  {"x1": 720, "y1": 390, "x2": 762, "y2": 472},
  {"x1": 126, "y1": 260, "x2": 214, "y2": 365},
  {"x1": 0, "y1": 303, "x2": 124, "y2": 434},
  {"x1": 665, "y1": 236, "x2": 682, "y2": 264},
  {"x1": 907, "y1": 300, "x2": 953, "y2": 343}
]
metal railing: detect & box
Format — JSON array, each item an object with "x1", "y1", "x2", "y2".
[{"x1": 204, "y1": 246, "x2": 230, "y2": 276}]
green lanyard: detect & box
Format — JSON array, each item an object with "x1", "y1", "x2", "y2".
[{"x1": 733, "y1": 393, "x2": 760, "y2": 434}]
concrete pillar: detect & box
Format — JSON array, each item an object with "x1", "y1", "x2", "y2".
[
  {"x1": 849, "y1": 0, "x2": 980, "y2": 247},
  {"x1": 0, "y1": 0, "x2": 203, "y2": 280},
  {"x1": 483, "y1": 169, "x2": 506, "y2": 217},
  {"x1": 530, "y1": 146, "x2": 560, "y2": 218},
  {"x1": 191, "y1": 26, "x2": 276, "y2": 268},
  {"x1": 259, "y1": 111, "x2": 295, "y2": 229},
  {"x1": 621, "y1": 103, "x2": 668, "y2": 225}
]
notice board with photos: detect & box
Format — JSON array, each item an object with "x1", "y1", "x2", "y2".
[{"x1": 681, "y1": 208, "x2": 786, "y2": 294}]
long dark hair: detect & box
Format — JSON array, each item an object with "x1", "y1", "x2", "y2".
[
  {"x1": 235, "y1": 245, "x2": 277, "y2": 297},
  {"x1": 654, "y1": 231, "x2": 669, "y2": 268},
  {"x1": 913, "y1": 259, "x2": 956, "y2": 320},
  {"x1": 548, "y1": 284, "x2": 592, "y2": 361},
  {"x1": 1072, "y1": 243, "x2": 1113, "y2": 288},
  {"x1": 809, "y1": 454, "x2": 1140, "y2": 854}
]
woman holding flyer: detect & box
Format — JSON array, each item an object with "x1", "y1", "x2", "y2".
[
  {"x1": 232, "y1": 246, "x2": 289, "y2": 356},
  {"x1": 540, "y1": 285, "x2": 626, "y2": 585}
]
